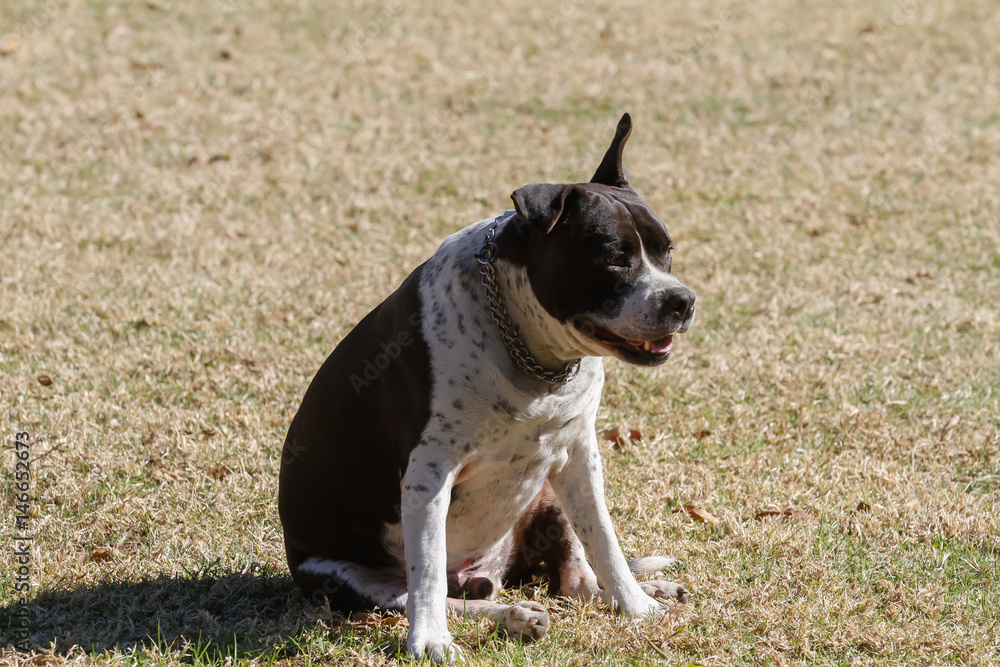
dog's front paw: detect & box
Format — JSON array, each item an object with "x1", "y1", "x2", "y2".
[
  {"x1": 491, "y1": 601, "x2": 550, "y2": 641},
  {"x1": 406, "y1": 630, "x2": 463, "y2": 664},
  {"x1": 640, "y1": 580, "x2": 690, "y2": 604},
  {"x1": 639, "y1": 596, "x2": 668, "y2": 619}
]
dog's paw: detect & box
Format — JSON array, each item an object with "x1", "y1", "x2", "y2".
[
  {"x1": 406, "y1": 631, "x2": 463, "y2": 664},
  {"x1": 491, "y1": 601, "x2": 550, "y2": 641},
  {"x1": 618, "y1": 588, "x2": 684, "y2": 619},
  {"x1": 636, "y1": 595, "x2": 669, "y2": 619},
  {"x1": 640, "y1": 580, "x2": 690, "y2": 604}
]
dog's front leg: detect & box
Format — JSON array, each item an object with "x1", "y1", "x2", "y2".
[
  {"x1": 401, "y1": 443, "x2": 461, "y2": 663},
  {"x1": 549, "y1": 434, "x2": 664, "y2": 618}
]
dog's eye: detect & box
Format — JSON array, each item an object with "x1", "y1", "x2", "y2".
[{"x1": 606, "y1": 255, "x2": 627, "y2": 267}]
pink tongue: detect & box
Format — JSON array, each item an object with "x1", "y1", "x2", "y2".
[{"x1": 650, "y1": 335, "x2": 673, "y2": 353}]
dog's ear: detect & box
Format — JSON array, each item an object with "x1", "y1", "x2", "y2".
[
  {"x1": 590, "y1": 113, "x2": 632, "y2": 187},
  {"x1": 510, "y1": 183, "x2": 578, "y2": 236}
]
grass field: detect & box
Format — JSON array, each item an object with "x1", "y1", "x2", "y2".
[{"x1": 2, "y1": 0, "x2": 999, "y2": 664}]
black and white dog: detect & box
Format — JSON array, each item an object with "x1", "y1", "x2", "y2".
[{"x1": 279, "y1": 114, "x2": 696, "y2": 662}]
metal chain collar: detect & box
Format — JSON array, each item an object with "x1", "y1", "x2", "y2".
[{"x1": 474, "y1": 214, "x2": 580, "y2": 385}]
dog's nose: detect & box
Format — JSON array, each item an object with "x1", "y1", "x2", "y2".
[{"x1": 660, "y1": 286, "x2": 696, "y2": 321}]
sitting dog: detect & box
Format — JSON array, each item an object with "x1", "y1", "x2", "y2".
[{"x1": 279, "y1": 113, "x2": 696, "y2": 663}]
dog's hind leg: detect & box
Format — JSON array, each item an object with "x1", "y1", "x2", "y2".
[
  {"x1": 292, "y1": 555, "x2": 410, "y2": 611},
  {"x1": 507, "y1": 481, "x2": 604, "y2": 601},
  {"x1": 628, "y1": 557, "x2": 689, "y2": 603},
  {"x1": 288, "y1": 549, "x2": 550, "y2": 642},
  {"x1": 446, "y1": 598, "x2": 550, "y2": 640},
  {"x1": 510, "y1": 482, "x2": 689, "y2": 605}
]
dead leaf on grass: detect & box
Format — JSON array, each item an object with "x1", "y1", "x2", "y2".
[
  {"x1": 0, "y1": 35, "x2": 20, "y2": 56},
  {"x1": 89, "y1": 547, "x2": 113, "y2": 563},
  {"x1": 206, "y1": 463, "x2": 230, "y2": 479},
  {"x1": 603, "y1": 427, "x2": 643, "y2": 450},
  {"x1": 603, "y1": 427, "x2": 625, "y2": 449},
  {"x1": 754, "y1": 508, "x2": 811, "y2": 521},
  {"x1": 854, "y1": 501, "x2": 872, "y2": 513},
  {"x1": 672, "y1": 504, "x2": 720, "y2": 526},
  {"x1": 693, "y1": 429, "x2": 712, "y2": 440}
]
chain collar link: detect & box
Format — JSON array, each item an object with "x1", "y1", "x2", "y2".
[{"x1": 474, "y1": 213, "x2": 580, "y2": 385}]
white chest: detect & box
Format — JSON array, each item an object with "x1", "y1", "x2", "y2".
[{"x1": 430, "y1": 362, "x2": 602, "y2": 558}]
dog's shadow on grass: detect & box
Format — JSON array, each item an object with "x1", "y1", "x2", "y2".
[{"x1": 0, "y1": 564, "x2": 381, "y2": 660}]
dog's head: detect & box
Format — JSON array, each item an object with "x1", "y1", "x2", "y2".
[{"x1": 501, "y1": 113, "x2": 695, "y2": 366}]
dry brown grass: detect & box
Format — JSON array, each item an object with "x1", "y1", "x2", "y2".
[{"x1": 2, "y1": 0, "x2": 999, "y2": 664}]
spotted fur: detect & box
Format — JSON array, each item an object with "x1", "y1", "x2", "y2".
[{"x1": 279, "y1": 114, "x2": 695, "y2": 664}]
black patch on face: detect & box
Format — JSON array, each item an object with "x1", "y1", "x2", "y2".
[{"x1": 500, "y1": 185, "x2": 674, "y2": 324}]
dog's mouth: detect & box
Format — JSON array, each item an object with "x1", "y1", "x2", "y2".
[{"x1": 575, "y1": 321, "x2": 674, "y2": 364}]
